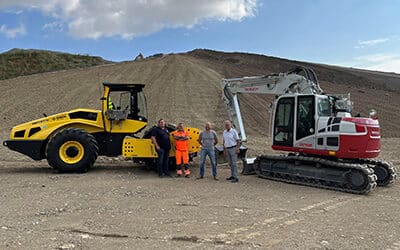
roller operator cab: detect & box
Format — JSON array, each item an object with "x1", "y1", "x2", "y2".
[
  {"x1": 3, "y1": 82, "x2": 201, "y2": 173},
  {"x1": 272, "y1": 94, "x2": 380, "y2": 159}
]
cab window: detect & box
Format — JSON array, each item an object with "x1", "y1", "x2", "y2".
[
  {"x1": 317, "y1": 97, "x2": 332, "y2": 116},
  {"x1": 296, "y1": 96, "x2": 315, "y2": 140},
  {"x1": 273, "y1": 97, "x2": 294, "y2": 146},
  {"x1": 108, "y1": 91, "x2": 130, "y2": 111}
]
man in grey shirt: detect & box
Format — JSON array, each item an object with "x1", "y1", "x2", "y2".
[
  {"x1": 197, "y1": 122, "x2": 219, "y2": 180},
  {"x1": 223, "y1": 120, "x2": 240, "y2": 183}
]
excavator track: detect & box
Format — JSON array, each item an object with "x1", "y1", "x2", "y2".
[
  {"x1": 342, "y1": 159, "x2": 396, "y2": 186},
  {"x1": 254, "y1": 155, "x2": 377, "y2": 194}
]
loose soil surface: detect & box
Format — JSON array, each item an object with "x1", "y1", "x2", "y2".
[
  {"x1": 0, "y1": 137, "x2": 399, "y2": 249},
  {"x1": 1, "y1": 50, "x2": 399, "y2": 249}
]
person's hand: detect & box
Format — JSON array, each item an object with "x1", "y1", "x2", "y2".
[
  {"x1": 223, "y1": 149, "x2": 226, "y2": 157},
  {"x1": 156, "y1": 145, "x2": 160, "y2": 151},
  {"x1": 236, "y1": 147, "x2": 240, "y2": 154}
]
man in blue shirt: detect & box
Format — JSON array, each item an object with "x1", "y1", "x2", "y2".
[{"x1": 197, "y1": 122, "x2": 219, "y2": 180}]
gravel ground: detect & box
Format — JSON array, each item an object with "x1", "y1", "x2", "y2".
[{"x1": 0, "y1": 137, "x2": 398, "y2": 249}]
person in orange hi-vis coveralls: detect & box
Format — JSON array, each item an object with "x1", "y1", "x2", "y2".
[{"x1": 173, "y1": 123, "x2": 190, "y2": 177}]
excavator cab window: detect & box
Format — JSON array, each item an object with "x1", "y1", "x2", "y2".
[
  {"x1": 317, "y1": 97, "x2": 332, "y2": 116},
  {"x1": 296, "y1": 96, "x2": 315, "y2": 140},
  {"x1": 273, "y1": 97, "x2": 294, "y2": 146}
]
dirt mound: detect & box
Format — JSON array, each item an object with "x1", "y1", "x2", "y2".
[
  {"x1": 188, "y1": 49, "x2": 400, "y2": 90},
  {"x1": 0, "y1": 55, "x2": 225, "y2": 134},
  {"x1": 0, "y1": 48, "x2": 110, "y2": 81},
  {"x1": 1, "y1": 50, "x2": 399, "y2": 139},
  {"x1": 186, "y1": 49, "x2": 400, "y2": 137}
]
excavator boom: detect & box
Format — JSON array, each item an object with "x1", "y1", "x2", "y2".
[{"x1": 222, "y1": 67, "x2": 324, "y2": 141}]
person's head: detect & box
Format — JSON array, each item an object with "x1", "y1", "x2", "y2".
[
  {"x1": 177, "y1": 122, "x2": 184, "y2": 131},
  {"x1": 158, "y1": 119, "x2": 165, "y2": 128},
  {"x1": 224, "y1": 120, "x2": 232, "y2": 130},
  {"x1": 205, "y1": 122, "x2": 211, "y2": 131}
]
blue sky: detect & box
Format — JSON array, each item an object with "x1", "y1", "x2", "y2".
[{"x1": 0, "y1": 0, "x2": 399, "y2": 73}]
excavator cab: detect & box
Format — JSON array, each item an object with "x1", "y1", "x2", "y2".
[
  {"x1": 271, "y1": 93, "x2": 381, "y2": 159},
  {"x1": 273, "y1": 94, "x2": 316, "y2": 147}
]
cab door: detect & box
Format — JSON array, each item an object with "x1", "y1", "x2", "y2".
[
  {"x1": 273, "y1": 97, "x2": 295, "y2": 147},
  {"x1": 294, "y1": 95, "x2": 316, "y2": 148}
]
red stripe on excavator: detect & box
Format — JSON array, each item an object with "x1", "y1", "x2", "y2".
[
  {"x1": 272, "y1": 145, "x2": 333, "y2": 156},
  {"x1": 342, "y1": 117, "x2": 379, "y2": 125},
  {"x1": 272, "y1": 138, "x2": 379, "y2": 158}
]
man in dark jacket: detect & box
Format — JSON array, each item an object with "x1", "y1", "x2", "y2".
[{"x1": 151, "y1": 119, "x2": 172, "y2": 177}]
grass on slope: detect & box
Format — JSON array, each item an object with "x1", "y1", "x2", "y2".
[{"x1": 0, "y1": 48, "x2": 110, "y2": 80}]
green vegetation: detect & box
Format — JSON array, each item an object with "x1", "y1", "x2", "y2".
[{"x1": 0, "y1": 48, "x2": 110, "y2": 80}]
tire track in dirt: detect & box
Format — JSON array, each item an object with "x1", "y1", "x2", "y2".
[
  {"x1": 208, "y1": 196, "x2": 361, "y2": 246},
  {"x1": 387, "y1": 241, "x2": 400, "y2": 250}
]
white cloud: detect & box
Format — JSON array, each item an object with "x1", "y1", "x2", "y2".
[
  {"x1": 0, "y1": 23, "x2": 26, "y2": 38},
  {"x1": 5, "y1": 9, "x2": 23, "y2": 14},
  {"x1": 0, "y1": 0, "x2": 258, "y2": 39},
  {"x1": 353, "y1": 53, "x2": 400, "y2": 73},
  {"x1": 42, "y1": 21, "x2": 64, "y2": 32},
  {"x1": 355, "y1": 38, "x2": 389, "y2": 49}
]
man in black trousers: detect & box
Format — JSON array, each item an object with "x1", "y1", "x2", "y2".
[{"x1": 151, "y1": 119, "x2": 172, "y2": 177}]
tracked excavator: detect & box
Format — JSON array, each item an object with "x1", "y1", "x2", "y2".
[{"x1": 222, "y1": 66, "x2": 396, "y2": 194}]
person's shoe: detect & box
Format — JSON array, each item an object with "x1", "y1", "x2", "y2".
[
  {"x1": 165, "y1": 174, "x2": 173, "y2": 178},
  {"x1": 158, "y1": 175, "x2": 163, "y2": 178},
  {"x1": 226, "y1": 176, "x2": 234, "y2": 180},
  {"x1": 231, "y1": 178, "x2": 239, "y2": 183},
  {"x1": 196, "y1": 176, "x2": 204, "y2": 180},
  {"x1": 213, "y1": 176, "x2": 219, "y2": 181},
  {"x1": 184, "y1": 169, "x2": 191, "y2": 177}
]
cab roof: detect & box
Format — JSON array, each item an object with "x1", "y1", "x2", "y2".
[{"x1": 103, "y1": 82, "x2": 145, "y2": 91}]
